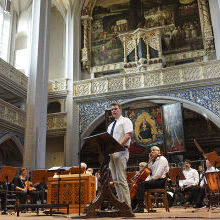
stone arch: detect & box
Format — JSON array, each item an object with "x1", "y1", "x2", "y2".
[
  {"x1": 81, "y1": 95, "x2": 220, "y2": 141},
  {"x1": 0, "y1": 133, "x2": 23, "y2": 167}
]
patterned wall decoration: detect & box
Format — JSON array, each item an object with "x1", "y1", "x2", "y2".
[
  {"x1": 90, "y1": 0, "x2": 203, "y2": 67},
  {"x1": 78, "y1": 84, "x2": 220, "y2": 134}
]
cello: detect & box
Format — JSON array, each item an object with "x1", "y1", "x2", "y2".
[
  {"x1": 129, "y1": 153, "x2": 162, "y2": 199},
  {"x1": 129, "y1": 164, "x2": 150, "y2": 199}
]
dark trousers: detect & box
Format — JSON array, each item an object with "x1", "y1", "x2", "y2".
[
  {"x1": 176, "y1": 186, "x2": 198, "y2": 205},
  {"x1": 0, "y1": 192, "x2": 7, "y2": 212},
  {"x1": 16, "y1": 191, "x2": 39, "y2": 204},
  {"x1": 133, "y1": 178, "x2": 166, "y2": 208}
]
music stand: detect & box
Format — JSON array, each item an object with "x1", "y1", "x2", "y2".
[
  {"x1": 82, "y1": 132, "x2": 134, "y2": 218},
  {"x1": 168, "y1": 167, "x2": 185, "y2": 186},
  {"x1": 0, "y1": 166, "x2": 17, "y2": 183},
  {"x1": 0, "y1": 166, "x2": 17, "y2": 211},
  {"x1": 61, "y1": 167, "x2": 86, "y2": 175}
]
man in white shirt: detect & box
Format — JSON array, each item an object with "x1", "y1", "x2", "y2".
[
  {"x1": 192, "y1": 159, "x2": 219, "y2": 208},
  {"x1": 178, "y1": 160, "x2": 199, "y2": 206},
  {"x1": 107, "y1": 103, "x2": 133, "y2": 208},
  {"x1": 133, "y1": 146, "x2": 169, "y2": 213}
]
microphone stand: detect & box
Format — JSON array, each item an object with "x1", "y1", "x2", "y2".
[{"x1": 78, "y1": 130, "x2": 82, "y2": 216}]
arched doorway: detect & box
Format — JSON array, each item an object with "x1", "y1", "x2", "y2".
[{"x1": 0, "y1": 138, "x2": 23, "y2": 167}]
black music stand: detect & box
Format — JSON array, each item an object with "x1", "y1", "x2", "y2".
[
  {"x1": 82, "y1": 132, "x2": 134, "y2": 218},
  {"x1": 168, "y1": 167, "x2": 185, "y2": 186}
]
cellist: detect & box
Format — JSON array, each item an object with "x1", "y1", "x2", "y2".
[{"x1": 132, "y1": 146, "x2": 169, "y2": 213}]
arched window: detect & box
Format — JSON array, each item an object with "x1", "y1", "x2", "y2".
[{"x1": 0, "y1": 6, "x2": 11, "y2": 61}]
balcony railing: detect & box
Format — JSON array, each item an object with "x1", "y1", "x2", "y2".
[
  {"x1": 47, "y1": 113, "x2": 67, "y2": 130},
  {"x1": 0, "y1": 99, "x2": 25, "y2": 128},
  {"x1": 0, "y1": 58, "x2": 28, "y2": 89},
  {"x1": 74, "y1": 60, "x2": 220, "y2": 97}
]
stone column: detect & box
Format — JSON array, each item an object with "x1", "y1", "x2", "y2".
[
  {"x1": 23, "y1": 0, "x2": 51, "y2": 169},
  {"x1": 64, "y1": 0, "x2": 84, "y2": 166},
  {"x1": 208, "y1": 0, "x2": 220, "y2": 59}
]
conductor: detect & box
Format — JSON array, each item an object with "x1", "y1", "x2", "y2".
[{"x1": 107, "y1": 103, "x2": 133, "y2": 208}]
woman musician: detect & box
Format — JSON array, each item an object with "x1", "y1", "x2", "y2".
[
  {"x1": 132, "y1": 146, "x2": 169, "y2": 213},
  {"x1": 13, "y1": 168, "x2": 39, "y2": 205}
]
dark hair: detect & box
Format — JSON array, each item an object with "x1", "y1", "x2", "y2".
[
  {"x1": 19, "y1": 168, "x2": 27, "y2": 175},
  {"x1": 184, "y1": 159, "x2": 191, "y2": 164},
  {"x1": 110, "y1": 103, "x2": 122, "y2": 109}
]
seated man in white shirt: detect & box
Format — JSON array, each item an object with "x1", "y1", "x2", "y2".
[
  {"x1": 178, "y1": 159, "x2": 199, "y2": 206},
  {"x1": 192, "y1": 159, "x2": 219, "y2": 208},
  {"x1": 133, "y1": 146, "x2": 169, "y2": 213}
]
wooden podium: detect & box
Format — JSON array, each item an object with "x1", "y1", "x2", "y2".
[
  {"x1": 83, "y1": 132, "x2": 134, "y2": 218},
  {"x1": 47, "y1": 174, "x2": 96, "y2": 214}
]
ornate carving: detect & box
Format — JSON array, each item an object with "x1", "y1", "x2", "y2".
[
  {"x1": 198, "y1": 0, "x2": 215, "y2": 55},
  {"x1": 74, "y1": 60, "x2": 220, "y2": 97},
  {"x1": 48, "y1": 79, "x2": 68, "y2": 92},
  {"x1": 91, "y1": 79, "x2": 108, "y2": 94},
  {"x1": 125, "y1": 74, "x2": 143, "y2": 89},
  {"x1": 81, "y1": 16, "x2": 92, "y2": 71},
  {"x1": 0, "y1": 58, "x2": 28, "y2": 89},
  {"x1": 108, "y1": 77, "x2": 124, "y2": 92},
  {"x1": 47, "y1": 113, "x2": 67, "y2": 130}
]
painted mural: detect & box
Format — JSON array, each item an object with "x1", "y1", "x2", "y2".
[
  {"x1": 162, "y1": 103, "x2": 185, "y2": 154},
  {"x1": 91, "y1": 0, "x2": 203, "y2": 66},
  {"x1": 124, "y1": 107, "x2": 164, "y2": 156}
]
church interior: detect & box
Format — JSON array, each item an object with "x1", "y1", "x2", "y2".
[{"x1": 0, "y1": 0, "x2": 220, "y2": 218}]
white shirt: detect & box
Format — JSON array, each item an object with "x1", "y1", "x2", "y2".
[
  {"x1": 107, "y1": 115, "x2": 133, "y2": 147},
  {"x1": 146, "y1": 155, "x2": 169, "y2": 180},
  {"x1": 179, "y1": 168, "x2": 199, "y2": 187},
  {"x1": 200, "y1": 167, "x2": 219, "y2": 187}
]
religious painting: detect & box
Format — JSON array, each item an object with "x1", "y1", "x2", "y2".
[
  {"x1": 124, "y1": 107, "x2": 164, "y2": 156},
  {"x1": 162, "y1": 103, "x2": 185, "y2": 154},
  {"x1": 90, "y1": 0, "x2": 204, "y2": 67}
]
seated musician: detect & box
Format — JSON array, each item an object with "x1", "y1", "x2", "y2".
[
  {"x1": 177, "y1": 160, "x2": 199, "y2": 206},
  {"x1": 138, "y1": 162, "x2": 147, "y2": 172},
  {"x1": 132, "y1": 146, "x2": 169, "y2": 213},
  {"x1": 13, "y1": 168, "x2": 39, "y2": 205},
  {"x1": 191, "y1": 159, "x2": 219, "y2": 208},
  {"x1": 0, "y1": 182, "x2": 7, "y2": 215}
]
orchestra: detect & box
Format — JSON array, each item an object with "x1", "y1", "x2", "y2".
[{"x1": 0, "y1": 140, "x2": 219, "y2": 216}]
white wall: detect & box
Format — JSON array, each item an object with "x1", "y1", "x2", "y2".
[{"x1": 49, "y1": 7, "x2": 65, "y2": 80}]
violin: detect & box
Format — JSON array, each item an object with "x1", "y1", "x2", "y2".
[{"x1": 24, "y1": 180, "x2": 33, "y2": 191}]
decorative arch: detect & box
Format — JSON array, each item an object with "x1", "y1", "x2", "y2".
[{"x1": 81, "y1": 95, "x2": 220, "y2": 141}]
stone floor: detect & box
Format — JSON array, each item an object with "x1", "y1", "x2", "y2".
[{"x1": 1, "y1": 207, "x2": 220, "y2": 220}]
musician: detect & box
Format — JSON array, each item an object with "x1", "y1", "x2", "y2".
[
  {"x1": 133, "y1": 146, "x2": 169, "y2": 213},
  {"x1": 178, "y1": 160, "x2": 199, "y2": 206},
  {"x1": 13, "y1": 168, "x2": 39, "y2": 205},
  {"x1": 139, "y1": 162, "x2": 147, "y2": 171},
  {"x1": 107, "y1": 103, "x2": 133, "y2": 208},
  {"x1": 192, "y1": 159, "x2": 219, "y2": 208}
]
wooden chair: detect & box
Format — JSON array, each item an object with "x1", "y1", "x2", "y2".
[{"x1": 144, "y1": 179, "x2": 170, "y2": 212}]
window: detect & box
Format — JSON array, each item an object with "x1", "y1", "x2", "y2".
[{"x1": 0, "y1": 7, "x2": 11, "y2": 61}]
